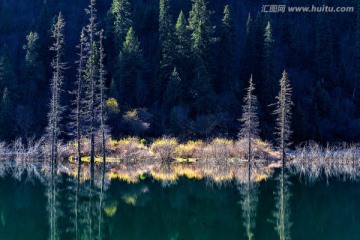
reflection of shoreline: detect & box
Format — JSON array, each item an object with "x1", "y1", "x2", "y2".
[{"x1": 63, "y1": 159, "x2": 275, "y2": 186}]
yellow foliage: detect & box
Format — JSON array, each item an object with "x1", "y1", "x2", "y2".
[
  {"x1": 106, "y1": 98, "x2": 120, "y2": 114},
  {"x1": 108, "y1": 171, "x2": 140, "y2": 184},
  {"x1": 151, "y1": 138, "x2": 178, "y2": 148},
  {"x1": 174, "y1": 140, "x2": 204, "y2": 158},
  {"x1": 104, "y1": 202, "x2": 118, "y2": 217},
  {"x1": 212, "y1": 138, "x2": 233, "y2": 145},
  {"x1": 173, "y1": 165, "x2": 203, "y2": 179},
  {"x1": 256, "y1": 174, "x2": 268, "y2": 182},
  {"x1": 122, "y1": 194, "x2": 138, "y2": 206},
  {"x1": 150, "y1": 137, "x2": 178, "y2": 160}
]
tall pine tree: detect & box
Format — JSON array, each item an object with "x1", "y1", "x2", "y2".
[
  {"x1": 0, "y1": 88, "x2": 14, "y2": 141},
  {"x1": 47, "y1": 12, "x2": 66, "y2": 165},
  {"x1": 22, "y1": 31, "x2": 46, "y2": 135},
  {"x1": 274, "y1": 70, "x2": 293, "y2": 166},
  {"x1": 188, "y1": 0, "x2": 215, "y2": 61},
  {"x1": 157, "y1": 0, "x2": 176, "y2": 102},
  {"x1": 174, "y1": 11, "x2": 192, "y2": 98},
  {"x1": 84, "y1": 0, "x2": 98, "y2": 174},
  {"x1": 217, "y1": 5, "x2": 237, "y2": 93},
  {"x1": 239, "y1": 75, "x2": 260, "y2": 165},
  {"x1": 0, "y1": 47, "x2": 16, "y2": 95},
  {"x1": 188, "y1": 0, "x2": 216, "y2": 115},
  {"x1": 116, "y1": 27, "x2": 145, "y2": 108},
  {"x1": 261, "y1": 21, "x2": 276, "y2": 139},
  {"x1": 108, "y1": 0, "x2": 132, "y2": 51}
]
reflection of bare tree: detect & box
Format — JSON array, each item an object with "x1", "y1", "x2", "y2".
[
  {"x1": 97, "y1": 163, "x2": 107, "y2": 240},
  {"x1": 273, "y1": 170, "x2": 292, "y2": 240},
  {"x1": 0, "y1": 141, "x2": 9, "y2": 177},
  {"x1": 68, "y1": 159, "x2": 83, "y2": 240},
  {"x1": 12, "y1": 137, "x2": 44, "y2": 181},
  {"x1": 66, "y1": 162, "x2": 109, "y2": 240},
  {"x1": 292, "y1": 142, "x2": 360, "y2": 183},
  {"x1": 239, "y1": 162, "x2": 259, "y2": 240},
  {"x1": 44, "y1": 160, "x2": 61, "y2": 240}
]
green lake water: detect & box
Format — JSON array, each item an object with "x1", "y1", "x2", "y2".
[{"x1": 0, "y1": 171, "x2": 359, "y2": 240}]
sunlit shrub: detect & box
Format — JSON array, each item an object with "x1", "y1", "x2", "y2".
[
  {"x1": 234, "y1": 138, "x2": 274, "y2": 159},
  {"x1": 203, "y1": 138, "x2": 234, "y2": 160},
  {"x1": 150, "y1": 137, "x2": 178, "y2": 162},
  {"x1": 111, "y1": 137, "x2": 149, "y2": 163},
  {"x1": 174, "y1": 140, "x2": 205, "y2": 159},
  {"x1": 106, "y1": 98, "x2": 120, "y2": 114}
]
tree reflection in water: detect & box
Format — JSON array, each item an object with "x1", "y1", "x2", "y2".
[
  {"x1": 272, "y1": 168, "x2": 292, "y2": 240},
  {"x1": 239, "y1": 161, "x2": 258, "y2": 240}
]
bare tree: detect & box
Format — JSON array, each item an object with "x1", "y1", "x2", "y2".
[
  {"x1": 274, "y1": 70, "x2": 293, "y2": 168},
  {"x1": 84, "y1": 0, "x2": 98, "y2": 176},
  {"x1": 47, "y1": 12, "x2": 66, "y2": 167},
  {"x1": 98, "y1": 29, "x2": 107, "y2": 165},
  {"x1": 239, "y1": 75, "x2": 260, "y2": 166},
  {"x1": 70, "y1": 28, "x2": 87, "y2": 164}
]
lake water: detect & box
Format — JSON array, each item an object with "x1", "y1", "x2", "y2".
[{"x1": 0, "y1": 169, "x2": 359, "y2": 240}]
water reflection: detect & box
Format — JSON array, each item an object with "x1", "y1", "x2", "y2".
[
  {"x1": 272, "y1": 169, "x2": 292, "y2": 240},
  {"x1": 9, "y1": 157, "x2": 360, "y2": 239},
  {"x1": 71, "y1": 164, "x2": 108, "y2": 240},
  {"x1": 44, "y1": 162, "x2": 60, "y2": 240},
  {"x1": 239, "y1": 162, "x2": 259, "y2": 240}
]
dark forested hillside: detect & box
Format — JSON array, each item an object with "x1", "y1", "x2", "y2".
[{"x1": 0, "y1": 0, "x2": 359, "y2": 144}]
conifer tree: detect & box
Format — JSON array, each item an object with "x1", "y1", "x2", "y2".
[
  {"x1": 188, "y1": 0, "x2": 216, "y2": 115},
  {"x1": 251, "y1": 13, "x2": 265, "y2": 85},
  {"x1": 47, "y1": 12, "x2": 66, "y2": 166},
  {"x1": 188, "y1": 0, "x2": 215, "y2": 61},
  {"x1": 262, "y1": 22, "x2": 276, "y2": 104},
  {"x1": 239, "y1": 75, "x2": 260, "y2": 165},
  {"x1": 109, "y1": 78, "x2": 119, "y2": 100},
  {"x1": 23, "y1": 31, "x2": 46, "y2": 103},
  {"x1": 71, "y1": 28, "x2": 87, "y2": 163},
  {"x1": 0, "y1": 88, "x2": 14, "y2": 141},
  {"x1": 116, "y1": 27, "x2": 144, "y2": 107},
  {"x1": 98, "y1": 30, "x2": 107, "y2": 165},
  {"x1": 22, "y1": 31, "x2": 46, "y2": 136},
  {"x1": 274, "y1": 70, "x2": 293, "y2": 167},
  {"x1": 0, "y1": 47, "x2": 16, "y2": 95},
  {"x1": 84, "y1": 0, "x2": 98, "y2": 170},
  {"x1": 191, "y1": 58, "x2": 216, "y2": 114},
  {"x1": 217, "y1": 5, "x2": 237, "y2": 93},
  {"x1": 163, "y1": 68, "x2": 182, "y2": 113},
  {"x1": 174, "y1": 11, "x2": 192, "y2": 96},
  {"x1": 108, "y1": 0, "x2": 132, "y2": 52},
  {"x1": 353, "y1": 1, "x2": 360, "y2": 101},
  {"x1": 157, "y1": 0, "x2": 176, "y2": 101},
  {"x1": 241, "y1": 13, "x2": 256, "y2": 90}
]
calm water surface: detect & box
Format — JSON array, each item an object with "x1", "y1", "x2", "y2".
[{"x1": 0, "y1": 171, "x2": 359, "y2": 240}]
